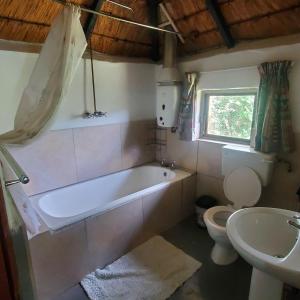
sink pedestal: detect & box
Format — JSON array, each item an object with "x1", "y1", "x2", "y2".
[{"x1": 249, "y1": 268, "x2": 283, "y2": 300}]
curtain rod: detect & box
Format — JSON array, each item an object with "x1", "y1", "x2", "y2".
[{"x1": 52, "y1": 0, "x2": 179, "y2": 35}]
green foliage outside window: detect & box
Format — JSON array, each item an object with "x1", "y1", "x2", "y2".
[{"x1": 207, "y1": 94, "x2": 255, "y2": 140}]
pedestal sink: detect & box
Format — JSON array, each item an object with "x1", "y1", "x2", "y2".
[{"x1": 227, "y1": 207, "x2": 300, "y2": 300}]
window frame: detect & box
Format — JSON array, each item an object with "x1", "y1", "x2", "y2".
[{"x1": 199, "y1": 89, "x2": 258, "y2": 144}]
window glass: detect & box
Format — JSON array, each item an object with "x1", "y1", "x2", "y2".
[{"x1": 201, "y1": 91, "x2": 257, "y2": 143}]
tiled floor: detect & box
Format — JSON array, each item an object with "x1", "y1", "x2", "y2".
[
  {"x1": 57, "y1": 215, "x2": 253, "y2": 300},
  {"x1": 164, "y1": 217, "x2": 252, "y2": 300}
]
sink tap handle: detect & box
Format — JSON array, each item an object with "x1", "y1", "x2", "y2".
[{"x1": 288, "y1": 220, "x2": 300, "y2": 230}]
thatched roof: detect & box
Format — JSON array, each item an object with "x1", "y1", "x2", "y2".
[{"x1": 1, "y1": 0, "x2": 300, "y2": 60}]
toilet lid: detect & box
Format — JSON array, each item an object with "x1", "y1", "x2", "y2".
[{"x1": 224, "y1": 167, "x2": 261, "y2": 209}]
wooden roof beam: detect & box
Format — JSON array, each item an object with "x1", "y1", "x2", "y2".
[
  {"x1": 205, "y1": 0, "x2": 235, "y2": 48},
  {"x1": 83, "y1": 0, "x2": 105, "y2": 39},
  {"x1": 146, "y1": 0, "x2": 160, "y2": 61}
]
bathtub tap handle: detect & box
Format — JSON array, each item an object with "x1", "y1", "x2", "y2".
[
  {"x1": 170, "y1": 161, "x2": 176, "y2": 170},
  {"x1": 160, "y1": 159, "x2": 167, "y2": 167}
]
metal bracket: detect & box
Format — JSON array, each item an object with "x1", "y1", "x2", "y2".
[
  {"x1": 159, "y1": 3, "x2": 185, "y2": 44},
  {"x1": 0, "y1": 145, "x2": 30, "y2": 187},
  {"x1": 5, "y1": 175, "x2": 30, "y2": 187}
]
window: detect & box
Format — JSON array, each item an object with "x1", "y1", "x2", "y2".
[{"x1": 200, "y1": 89, "x2": 257, "y2": 144}]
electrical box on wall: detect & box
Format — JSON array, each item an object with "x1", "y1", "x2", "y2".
[{"x1": 156, "y1": 84, "x2": 181, "y2": 127}]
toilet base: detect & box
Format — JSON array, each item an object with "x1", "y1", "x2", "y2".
[{"x1": 211, "y1": 243, "x2": 238, "y2": 265}]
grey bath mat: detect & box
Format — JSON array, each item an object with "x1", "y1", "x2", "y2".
[{"x1": 81, "y1": 236, "x2": 202, "y2": 300}]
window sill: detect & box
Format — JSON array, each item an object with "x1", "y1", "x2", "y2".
[{"x1": 198, "y1": 137, "x2": 251, "y2": 149}]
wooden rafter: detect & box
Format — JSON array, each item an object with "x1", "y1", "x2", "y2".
[
  {"x1": 83, "y1": 0, "x2": 105, "y2": 39},
  {"x1": 146, "y1": 0, "x2": 160, "y2": 61},
  {"x1": 205, "y1": 0, "x2": 235, "y2": 48}
]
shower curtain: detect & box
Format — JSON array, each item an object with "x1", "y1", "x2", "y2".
[{"x1": 0, "y1": 5, "x2": 87, "y2": 145}]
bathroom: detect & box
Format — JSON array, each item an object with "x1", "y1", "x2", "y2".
[{"x1": 1, "y1": 1, "x2": 300, "y2": 300}]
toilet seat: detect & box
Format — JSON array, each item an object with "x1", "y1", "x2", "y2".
[
  {"x1": 204, "y1": 205, "x2": 235, "y2": 232},
  {"x1": 205, "y1": 167, "x2": 262, "y2": 230},
  {"x1": 224, "y1": 167, "x2": 262, "y2": 209}
]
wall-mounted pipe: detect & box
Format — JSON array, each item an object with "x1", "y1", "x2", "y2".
[
  {"x1": 82, "y1": 40, "x2": 107, "y2": 119},
  {"x1": 163, "y1": 33, "x2": 177, "y2": 69}
]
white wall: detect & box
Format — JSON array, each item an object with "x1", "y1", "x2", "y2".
[{"x1": 0, "y1": 50, "x2": 156, "y2": 134}]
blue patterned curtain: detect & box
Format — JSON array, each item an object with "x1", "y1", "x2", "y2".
[
  {"x1": 177, "y1": 72, "x2": 200, "y2": 141},
  {"x1": 252, "y1": 61, "x2": 294, "y2": 153}
]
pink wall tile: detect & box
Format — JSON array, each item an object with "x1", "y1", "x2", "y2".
[
  {"x1": 121, "y1": 120, "x2": 156, "y2": 169},
  {"x1": 142, "y1": 182, "x2": 182, "y2": 239},
  {"x1": 197, "y1": 174, "x2": 229, "y2": 206},
  {"x1": 8, "y1": 130, "x2": 77, "y2": 196},
  {"x1": 29, "y1": 222, "x2": 89, "y2": 300},
  {"x1": 73, "y1": 125, "x2": 122, "y2": 182},
  {"x1": 182, "y1": 174, "x2": 197, "y2": 219},
  {"x1": 86, "y1": 199, "x2": 144, "y2": 270},
  {"x1": 8, "y1": 121, "x2": 157, "y2": 195},
  {"x1": 259, "y1": 132, "x2": 300, "y2": 211},
  {"x1": 197, "y1": 140, "x2": 225, "y2": 178},
  {"x1": 166, "y1": 130, "x2": 199, "y2": 172}
]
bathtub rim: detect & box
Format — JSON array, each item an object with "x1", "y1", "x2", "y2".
[{"x1": 29, "y1": 164, "x2": 193, "y2": 232}]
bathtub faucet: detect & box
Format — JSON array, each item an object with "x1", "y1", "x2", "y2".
[{"x1": 160, "y1": 159, "x2": 176, "y2": 170}]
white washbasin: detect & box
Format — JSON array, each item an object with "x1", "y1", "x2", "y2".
[{"x1": 227, "y1": 207, "x2": 300, "y2": 300}]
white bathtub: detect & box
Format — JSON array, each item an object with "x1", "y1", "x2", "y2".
[{"x1": 30, "y1": 165, "x2": 191, "y2": 230}]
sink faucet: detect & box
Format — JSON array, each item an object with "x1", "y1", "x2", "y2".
[
  {"x1": 288, "y1": 188, "x2": 300, "y2": 229},
  {"x1": 160, "y1": 159, "x2": 176, "y2": 170}
]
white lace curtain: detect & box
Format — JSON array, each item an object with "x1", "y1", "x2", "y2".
[{"x1": 0, "y1": 5, "x2": 87, "y2": 145}]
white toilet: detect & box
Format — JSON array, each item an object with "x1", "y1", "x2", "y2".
[{"x1": 204, "y1": 145, "x2": 275, "y2": 266}]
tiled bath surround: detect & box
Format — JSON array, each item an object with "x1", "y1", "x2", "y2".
[
  {"x1": 6, "y1": 120, "x2": 197, "y2": 300},
  {"x1": 29, "y1": 175, "x2": 196, "y2": 300},
  {"x1": 8, "y1": 120, "x2": 156, "y2": 196}
]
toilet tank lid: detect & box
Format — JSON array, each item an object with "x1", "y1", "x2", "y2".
[{"x1": 224, "y1": 167, "x2": 262, "y2": 209}]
